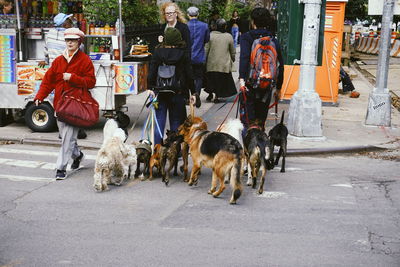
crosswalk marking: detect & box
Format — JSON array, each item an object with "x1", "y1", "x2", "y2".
[
  {"x1": 0, "y1": 147, "x2": 97, "y2": 160},
  {"x1": 0, "y1": 174, "x2": 55, "y2": 182},
  {"x1": 0, "y1": 157, "x2": 56, "y2": 169}
]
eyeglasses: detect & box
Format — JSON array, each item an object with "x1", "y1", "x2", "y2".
[
  {"x1": 165, "y1": 11, "x2": 176, "y2": 16},
  {"x1": 65, "y1": 39, "x2": 79, "y2": 43}
]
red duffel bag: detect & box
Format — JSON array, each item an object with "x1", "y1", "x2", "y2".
[{"x1": 57, "y1": 87, "x2": 99, "y2": 128}]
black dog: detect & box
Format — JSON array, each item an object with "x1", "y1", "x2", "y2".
[
  {"x1": 135, "y1": 139, "x2": 152, "y2": 179},
  {"x1": 244, "y1": 125, "x2": 273, "y2": 194},
  {"x1": 268, "y1": 110, "x2": 288, "y2": 173}
]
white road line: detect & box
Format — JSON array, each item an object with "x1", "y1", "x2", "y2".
[
  {"x1": 0, "y1": 174, "x2": 55, "y2": 182},
  {"x1": 0, "y1": 158, "x2": 56, "y2": 169},
  {"x1": 0, "y1": 147, "x2": 96, "y2": 160}
]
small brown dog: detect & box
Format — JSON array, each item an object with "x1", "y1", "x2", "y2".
[{"x1": 149, "y1": 144, "x2": 165, "y2": 180}]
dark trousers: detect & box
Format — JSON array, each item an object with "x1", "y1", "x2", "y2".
[
  {"x1": 154, "y1": 92, "x2": 187, "y2": 145},
  {"x1": 239, "y1": 87, "x2": 272, "y2": 133},
  {"x1": 191, "y1": 63, "x2": 205, "y2": 95}
]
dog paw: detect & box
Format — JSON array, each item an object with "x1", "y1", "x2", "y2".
[
  {"x1": 246, "y1": 177, "x2": 252, "y2": 186},
  {"x1": 252, "y1": 178, "x2": 257, "y2": 189}
]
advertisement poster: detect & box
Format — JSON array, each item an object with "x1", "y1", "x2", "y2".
[
  {"x1": 114, "y1": 64, "x2": 135, "y2": 94},
  {"x1": 0, "y1": 35, "x2": 16, "y2": 84},
  {"x1": 17, "y1": 65, "x2": 48, "y2": 95}
]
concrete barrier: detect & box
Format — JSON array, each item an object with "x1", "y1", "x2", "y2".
[
  {"x1": 356, "y1": 36, "x2": 400, "y2": 57},
  {"x1": 390, "y1": 39, "x2": 400, "y2": 57}
]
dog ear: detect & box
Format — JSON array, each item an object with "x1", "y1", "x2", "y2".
[
  {"x1": 184, "y1": 118, "x2": 192, "y2": 128},
  {"x1": 176, "y1": 135, "x2": 184, "y2": 143}
]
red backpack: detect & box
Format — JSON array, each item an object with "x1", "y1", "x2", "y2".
[{"x1": 248, "y1": 35, "x2": 278, "y2": 89}]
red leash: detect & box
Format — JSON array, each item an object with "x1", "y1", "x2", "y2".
[{"x1": 216, "y1": 94, "x2": 240, "y2": 132}]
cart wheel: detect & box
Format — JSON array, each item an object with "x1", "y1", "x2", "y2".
[
  {"x1": 25, "y1": 103, "x2": 57, "y2": 132},
  {"x1": 116, "y1": 112, "x2": 130, "y2": 128}
]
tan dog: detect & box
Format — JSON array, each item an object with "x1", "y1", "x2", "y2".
[
  {"x1": 179, "y1": 117, "x2": 243, "y2": 204},
  {"x1": 149, "y1": 144, "x2": 165, "y2": 180}
]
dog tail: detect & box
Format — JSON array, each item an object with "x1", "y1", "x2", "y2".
[
  {"x1": 229, "y1": 154, "x2": 243, "y2": 204},
  {"x1": 280, "y1": 110, "x2": 285, "y2": 125}
]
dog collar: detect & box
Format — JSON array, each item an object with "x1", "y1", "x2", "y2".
[
  {"x1": 248, "y1": 125, "x2": 262, "y2": 130},
  {"x1": 136, "y1": 143, "x2": 152, "y2": 153}
]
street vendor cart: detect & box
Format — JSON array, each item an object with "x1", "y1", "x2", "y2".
[{"x1": 0, "y1": 0, "x2": 149, "y2": 131}]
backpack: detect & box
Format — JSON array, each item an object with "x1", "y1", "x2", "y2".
[
  {"x1": 156, "y1": 64, "x2": 181, "y2": 92},
  {"x1": 248, "y1": 35, "x2": 278, "y2": 89}
]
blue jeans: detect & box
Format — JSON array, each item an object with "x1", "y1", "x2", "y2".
[
  {"x1": 154, "y1": 92, "x2": 187, "y2": 144},
  {"x1": 231, "y1": 26, "x2": 239, "y2": 48}
]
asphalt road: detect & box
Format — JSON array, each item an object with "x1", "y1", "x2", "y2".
[{"x1": 0, "y1": 143, "x2": 399, "y2": 266}]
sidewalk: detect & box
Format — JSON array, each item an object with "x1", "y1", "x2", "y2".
[{"x1": 1, "y1": 53, "x2": 400, "y2": 155}]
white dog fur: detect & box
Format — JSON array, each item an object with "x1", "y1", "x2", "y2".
[
  {"x1": 93, "y1": 122, "x2": 137, "y2": 192},
  {"x1": 218, "y1": 118, "x2": 244, "y2": 148},
  {"x1": 218, "y1": 118, "x2": 246, "y2": 183}
]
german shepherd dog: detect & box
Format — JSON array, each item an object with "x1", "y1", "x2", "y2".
[
  {"x1": 268, "y1": 110, "x2": 288, "y2": 173},
  {"x1": 179, "y1": 117, "x2": 243, "y2": 204},
  {"x1": 161, "y1": 130, "x2": 184, "y2": 185},
  {"x1": 178, "y1": 116, "x2": 204, "y2": 182},
  {"x1": 244, "y1": 124, "x2": 273, "y2": 194}
]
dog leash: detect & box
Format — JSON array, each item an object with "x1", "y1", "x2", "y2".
[
  {"x1": 141, "y1": 98, "x2": 163, "y2": 143},
  {"x1": 216, "y1": 94, "x2": 240, "y2": 132},
  {"x1": 127, "y1": 95, "x2": 151, "y2": 138}
]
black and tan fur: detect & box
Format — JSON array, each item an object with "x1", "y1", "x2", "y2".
[
  {"x1": 244, "y1": 125, "x2": 273, "y2": 194},
  {"x1": 179, "y1": 117, "x2": 243, "y2": 204},
  {"x1": 268, "y1": 110, "x2": 288, "y2": 173},
  {"x1": 178, "y1": 115, "x2": 204, "y2": 182}
]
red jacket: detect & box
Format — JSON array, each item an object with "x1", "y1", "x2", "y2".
[{"x1": 34, "y1": 50, "x2": 96, "y2": 112}]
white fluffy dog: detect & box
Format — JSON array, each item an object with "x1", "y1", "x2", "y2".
[
  {"x1": 93, "y1": 124, "x2": 137, "y2": 192},
  {"x1": 103, "y1": 118, "x2": 119, "y2": 144},
  {"x1": 218, "y1": 118, "x2": 245, "y2": 183},
  {"x1": 218, "y1": 118, "x2": 244, "y2": 148}
]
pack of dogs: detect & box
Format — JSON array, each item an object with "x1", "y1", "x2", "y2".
[{"x1": 92, "y1": 110, "x2": 289, "y2": 205}]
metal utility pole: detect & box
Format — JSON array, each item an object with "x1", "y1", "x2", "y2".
[
  {"x1": 287, "y1": 0, "x2": 323, "y2": 137},
  {"x1": 365, "y1": 0, "x2": 394, "y2": 127}
]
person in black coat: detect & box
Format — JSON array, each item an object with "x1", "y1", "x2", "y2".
[{"x1": 148, "y1": 28, "x2": 195, "y2": 145}]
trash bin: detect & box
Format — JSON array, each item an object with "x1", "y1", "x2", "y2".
[{"x1": 281, "y1": 0, "x2": 348, "y2": 104}]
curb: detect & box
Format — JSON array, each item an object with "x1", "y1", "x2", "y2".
[
  {"x1": 0, "y1": 136, "x2": 388, "y2": 156},
  {"x1": 0, "y1": 136, "x2": 101, "y2": 150},
  {"x1": 286, "y1": 145, "x2": 386, "y2": 156}
]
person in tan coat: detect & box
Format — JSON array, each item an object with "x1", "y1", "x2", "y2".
[{"x1": 205, "y1": 19, "x2": 237, "y2": 103}]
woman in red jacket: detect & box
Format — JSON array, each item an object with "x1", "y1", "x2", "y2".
[{"x1": 34, "y1": 28, "x2": 96, "y2": 180}]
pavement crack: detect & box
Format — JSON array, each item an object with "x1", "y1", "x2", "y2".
[{"x1": 1, "y1": 182, "x2": 52, "y2": 219}]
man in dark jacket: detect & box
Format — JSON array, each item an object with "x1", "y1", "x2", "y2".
[
  {"x1": 239, "y1": 7, "x2": 284, "y2": 132},
  {"x1": 187, "y1": 6, "x2": 210, "y2": 107}
]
